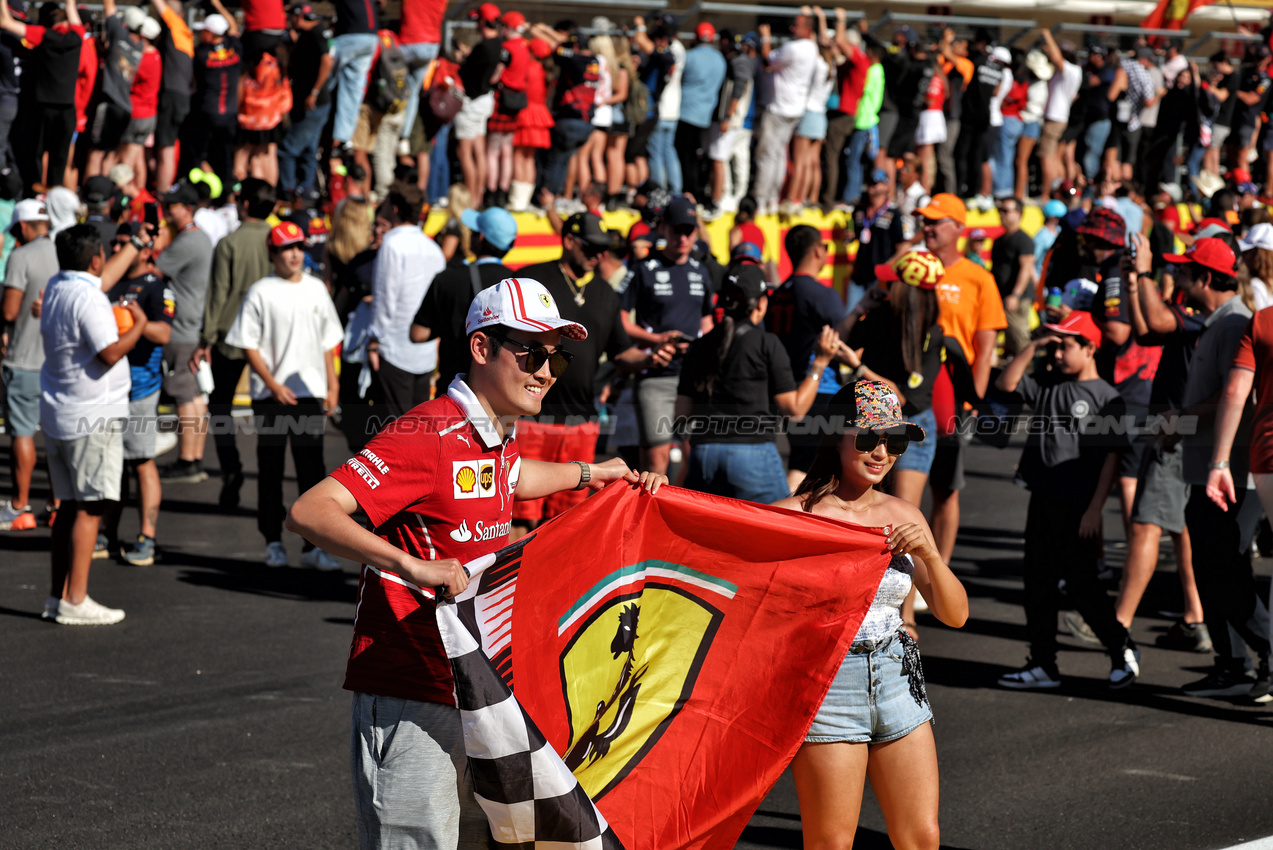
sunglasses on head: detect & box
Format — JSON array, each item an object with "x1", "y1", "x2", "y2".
[
  {"x1": 490, "y1": 333, "x2": 573, "y2": 378},
  {"x1": 853, "y1": 428, "x2": 910, "y2": 456}
]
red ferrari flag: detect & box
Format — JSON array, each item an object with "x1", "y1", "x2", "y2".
[
  {"x1": 1142, "y1": 0, "x2": 1216, "y2": 30},
  {"x1": 438, "y1": 482, "x2": 893, "y2": 849}
]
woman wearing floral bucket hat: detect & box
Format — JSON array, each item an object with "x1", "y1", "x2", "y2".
[{"x1": 773, "y1": 380, "x2": 968, "y2": 850}]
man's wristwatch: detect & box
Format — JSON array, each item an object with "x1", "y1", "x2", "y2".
[
  {"x1": 572, "y1": 460, "x2": 591, "y2": 490},
  {"x1": 1209, "y1": 460, "x2": 1231, "y2": 470}
]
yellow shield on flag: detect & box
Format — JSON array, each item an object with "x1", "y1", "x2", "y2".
[{"x1": 558, "y1": 571, "x2": 728, "y2": 799}]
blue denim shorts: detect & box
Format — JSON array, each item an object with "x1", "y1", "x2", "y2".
[
  {"x1": 1022, "y1": 121, "x2": 1041, "y2": 140},
  {"x1": 806, "y1": 628, "x2": 933, "y2": 744},
  {"x1": 892, "y1": 407, "x2": 937, "y2": 475}
]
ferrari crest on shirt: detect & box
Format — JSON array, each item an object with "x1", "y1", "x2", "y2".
[{"x1": 454, "y1": 459, "x2": 498, "y2": 499}]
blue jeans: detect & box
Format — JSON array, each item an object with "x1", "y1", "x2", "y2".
[
  {"x1": 427, "y1": 124, "x2": 450, "y2": 204},
  {"x1": 648, "y1": 119, "x2": 682, "y2": 195},
  {"x1": 891, "y1": 407, "x2": 938, "y2": 476},
  {"x1": 995, "y1": 116, "x2": 1025, "y2": 198},
  {"x1": 1083, "y1": 118, "x2": 1111, "y2": 180},
  {"x1": 543, "y1": 117, "x2": 593, "y2": 195},
  {"x1": 842, "y1": 125, "x2": 876, "y2": 205},
  {"x1": 331, "y1": 33, "x2": 380, "y2": 143},
  {"x1": 1186, "y1": 141, "x2": 1206, "y2": 179},
  {"x1": 277, "y1": 101, "x2": 331, "y2": 194},
  {"x1": 399, "y1": 42, "x2": 439, "y2": 139},
  {"x1": 685, "y1": 441, "x2": 790, "y2": 505}
]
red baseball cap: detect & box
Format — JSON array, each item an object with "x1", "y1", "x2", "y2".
[
  {"x1": 477, "y1": 2, "x2": 501, "y2": 22},
  {"x1": 1163, "y1": 237, "x2": 1237, "y2": 277},
  {"x1": 1044, "y1": 310, "x2": 1103, "y2": 348},
  {"x1": 696, "y1": 22, "x2": 716, "y2": 41},
  {"x1": 500, "y1": 10, "x2": 525, "y2": 28},
  {"x1": 269, "y1": 221, "x2": 307, "y2": 249}
]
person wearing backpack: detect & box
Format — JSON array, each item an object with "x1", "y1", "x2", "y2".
[
  {"x1": 277, "y1": 2, "x2": 333, "y2": 198},
  {"x1": 235, "y1": 49, "x2": 292, "y2": 184},
  {"x1": 483, "y1": 11, "x2": 531, "y2": 210}
]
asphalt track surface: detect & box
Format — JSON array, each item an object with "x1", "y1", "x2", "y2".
[{"x1": 2, "y1": 430, "x2": 1271, "y2": 849}]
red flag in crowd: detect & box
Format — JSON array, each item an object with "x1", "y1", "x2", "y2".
[
  {"x1": 440, "y1": 482, "x2": 892, "y2": 849},
  {"x1": 1141, "y1": 0, "x2": 1216, "y2": 30}
]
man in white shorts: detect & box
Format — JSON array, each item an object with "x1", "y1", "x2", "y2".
[
  {"x1": 708, "y1": 29, "x2": 755, "y2": 211},
  {"x1": 40, "y1": 224, "x2": 149, "y2": 625}
]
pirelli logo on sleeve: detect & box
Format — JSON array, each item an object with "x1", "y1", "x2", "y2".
[{"x1": 453, "y1": 459, "x2": 497, "y2": 499}]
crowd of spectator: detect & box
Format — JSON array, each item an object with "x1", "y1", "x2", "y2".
[{"x1": 1, "y1": 0, "x2": 1272, "y2": 722}]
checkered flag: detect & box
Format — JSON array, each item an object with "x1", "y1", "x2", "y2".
[{"x1": 437, "y1": 546, "x2": 626, "y2": 849}]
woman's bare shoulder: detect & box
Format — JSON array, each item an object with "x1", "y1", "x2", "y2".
[{"x1": 876, "y1": 492, "x2": 928, "y2": 525}]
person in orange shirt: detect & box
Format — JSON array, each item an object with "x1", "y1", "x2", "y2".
[
  {"x1": 936, "y1": 30, "x2": 973, "y2": 197},
  {"x1": 917, "y1": 193, "x2": 1006, "y2": 567}
]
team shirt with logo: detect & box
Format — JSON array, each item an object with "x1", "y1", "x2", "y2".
[
  {"x1": 329, "y1": 380, "x2": 521, "y2": 706},
  {"x1": 619, "y1": 255, "x2": 715, "y2": 378}
]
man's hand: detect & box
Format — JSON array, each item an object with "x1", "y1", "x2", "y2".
[
  {"x1": 719, "y1": 119, "x2": 731, "y2": 133},
  {"x1": 1206, "y1": 467, "x2": 1237, "y2": 511},
  {"x1": 30, "y1": 289, "x2": 42, "y2": 319},
  {"x1": 305, "y1": 93, "x2": 319, "y2": 111},
  {"x1": 396, "y1": 555, "x2": 470, "y2": 599},
  {"x1": 1004, "y1": 294, "x2": 1020, "y2": 315},
  {"x1": 124, "y1": 300, "x2": 147, "y2": 329},
  {"x1": 758, "y1": 23, "x2": 771, "y2": 39},
  {"x1": 367, "y1": 345, "x2": 380, "y2": 372},
  {"x1": 538, "y1": 187, "x2": 556, "y2": 209},
  {"x1": 1128, "y1": 231, "x2": 1152, "y2": 275},
  {"x1": 648, "y1": 341, "x2": 676, "y2": 369},
  {"x1": 190, "y1": 344, "x2": 211, "y2": 373},
  {"x1": 1078, "y1": 504, "x2": 1103, "y2": 538},
  {"x1": 324, "y1": 385, "x2": 340, "y2": 418},
  {"x1": 268, "y1": 380, "x2": 298, "y2": 405}
]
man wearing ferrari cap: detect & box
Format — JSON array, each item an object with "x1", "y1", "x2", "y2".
[
  {"x1": 287, "y1": 278, "x2": 667, "y2": 848},
  {"x1": 1155, "y1": 236, "x2": 1271, "y2": 697},
  {"x1": 225, "y1": 221, "x2": 345, "y2": 570}
]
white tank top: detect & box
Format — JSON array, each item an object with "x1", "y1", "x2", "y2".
[{"x1": 851, "y1": 553, "x2": 914, "y2": 644}]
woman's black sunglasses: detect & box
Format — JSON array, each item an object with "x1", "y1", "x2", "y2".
[
  {"x1": 854, "y1": 429, "x2": 910, "y2": 457},
  {"x1": 491, "y1": 334, "x2": 573, "y2": 378}
]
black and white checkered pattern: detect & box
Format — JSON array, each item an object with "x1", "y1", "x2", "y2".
[{"x1": 437, "y1": 550, "x2": 625, "y2": 849}]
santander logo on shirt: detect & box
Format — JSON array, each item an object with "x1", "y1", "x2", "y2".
[{"x1": 449, "y1": 519, "x2": 511, "y2": 543}]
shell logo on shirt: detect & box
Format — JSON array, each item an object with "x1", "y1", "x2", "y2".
[{"x1": 454, "y1": 459, "x2": 497, "y2": 499}]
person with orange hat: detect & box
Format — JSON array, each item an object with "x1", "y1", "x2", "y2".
[
  {"x1": 995, "y1": 309, "x2": 1141, "y2": 690},
  {"x1": 224, "y1": 220, "x2": 344, "y2": 569},
  {"x1": 917, "y1": 192, "x2": 1006, "y2": 571}
]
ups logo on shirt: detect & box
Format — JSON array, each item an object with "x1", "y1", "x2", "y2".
[{"x1": 454, "y1": 460, "x2": 497, "y2": 499}]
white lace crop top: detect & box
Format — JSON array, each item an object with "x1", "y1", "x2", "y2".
[{"x1": 851, "y1": 552, "x2": 914, "y2": 644}]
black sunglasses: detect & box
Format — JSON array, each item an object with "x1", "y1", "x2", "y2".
[
  {"x1": 853, "y1": 429, "x2": 910, "y2": 456},
  {"x1": 491, "y1": 334, "x2": 573, "y2": 378}
]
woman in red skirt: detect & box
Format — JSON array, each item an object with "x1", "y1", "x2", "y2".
[
  {"x1": 486, "y1": 12, "x2": 531, "y2": 209},
  {"x1": 509, "y1": 38, "x2": 555, "y2": 211}
]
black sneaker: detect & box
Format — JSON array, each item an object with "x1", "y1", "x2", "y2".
[
  {"x1": 1156, "y1": 620, "x2": 1213, "y2": 654},
  {"x1": 219, "y1": 470, "x2": 245, "y2": 511},
  {"x1": 1181, "y1": 665, "x2": 1256, "y2": 697},
  {"x1": 159, "y1": 459, "x2": 208, "y2": 484},
  {"x1": 998, "y1": 660, "x2": 1062, "y2": 690}
]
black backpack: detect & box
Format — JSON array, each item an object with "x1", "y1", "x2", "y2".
[{"x1": 372, "y1": 32, "x2": 411, "y2": 115}]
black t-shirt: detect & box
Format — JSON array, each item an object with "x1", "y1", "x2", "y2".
[
  {"x1": 86, "y1": 214, "x2": 117, "y2": 247},
  {"x1": 0, "y1": 32, "x2": 21, "y2": 98},
  {"x1": 412, "y1": 259, "x2": 511, "y2": 395},
  {"x1": 848, "y1": 311, "x2": 944, "y2": 416},
  {"x1": 1215, "y1": 69, "x2": 1242, "y2": 128},
  {"x1": 518, "y1": 261, "x2": 633, "y2": 422},
  {"x1": 1010, "y1": 372, "x2": 1126, "y2": 506},
  {"x1": 962, "y1": 52, "x2": 1003, "y2": 126},
  {"x1": 1149, "y1": 299, "x2": 1206, "y2": 413},
  {"x1": 1094, "y1": 253, "x2": 1159, "y2": 410},
  {"x1": 619, "y1": 254, "x2": 715, "y2": 378},
  {"x1": 676, "y1": 323, "x2": 796, "y2": 444},
  {"x1": 194, "y1": 36, "x2": 244, "y2": 119},
  {"x1": 1233, "y1": 66, "x2": 1270, "y2": 130},
  {"x1": 765, "y1": 273, "x2": 844, "y2": 385},
  {"x1": 851, "y1": 204, "x2": 907, "y2": 286},
  {"x1": 333, "y1": 0, "x2": 377, "y2": 36},
  {"x1": 107, "y1": 271, "x2": 175, "y2": 371},
  {"x1": 459, "y1": 37, "x2": 508, "y2": 99},
  {"x1": 288, "y1": 25, "x2": 332, "y2": 116},
  {"x1": 551, "y1": 47, "x2": 599, "y2": 122},
  {"x1": 990, "y1": 230, "x2": 1035, "y2": 298},
  {"x1": 332, "y1": 247, "x2": 377, "y2": 324},
  {"x1": 22, "y1": 24, "x2": 82, "y2": 106}
]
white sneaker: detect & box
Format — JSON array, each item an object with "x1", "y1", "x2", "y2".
[
  {"x1": 300, "y1": 547, "x2": 343, "y2": 571},
  {"x1": 998, "y1": 663, "x2": 1061, "y2": 689},
  {"x1": 41, "y1": 596, "x2": 59, "y2": 620},
  {"x1": 154, "y1": 429, "x2": 178, "y2": 458},
  {"x1": 0, "y1": 499, "x2": 34, "y2": 529},
  {"x1": 264, "y1": 541, "x2": 289, "y2": 568},
  {"x1": 55, "y1": 595, "x2": 125, "y2": 625}
]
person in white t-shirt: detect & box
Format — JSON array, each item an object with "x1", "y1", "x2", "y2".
[
  {"x1": 40, "y1": 223, "x2": 150, "y2": 626},
  {"x1": 1038, "y1": 29, "x2": 1083, "y2": 196},
  {"x1": 754, "y1": 13, "x2": 818, "y2": 211},
  {"x1": 225, "y1": 221, "x2": 344, "y2": 569}
]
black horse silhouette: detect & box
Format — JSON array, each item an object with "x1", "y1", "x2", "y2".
[{"x1": 564, "y1": 603, "x2": 648, "y2": 771}]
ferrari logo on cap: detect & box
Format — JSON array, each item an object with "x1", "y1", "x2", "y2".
[{"x1": 540, "y1": 292, "x2": 552, "y2": 308}]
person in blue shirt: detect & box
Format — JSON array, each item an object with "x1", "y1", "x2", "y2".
[
  {"x1": 103, "y1": 223, "x2": 174, "y2": 566},
  {"x1": 675, "y1": 23, "x2": 727, "y2": 207}
]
